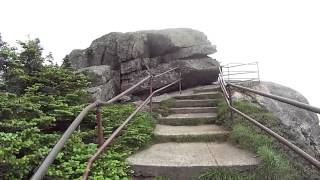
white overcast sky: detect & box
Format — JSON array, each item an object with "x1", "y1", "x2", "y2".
[{"x1": 1, "y1": 0, "x2": 320, "y2": 108}]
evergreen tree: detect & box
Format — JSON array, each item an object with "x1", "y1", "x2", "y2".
[
  {"x1": 61, "y1": 55, "x2": 71, "y2": 69},
  {"x1": 0, "y1": 35, "x2": 153, "y2": 179},
  {"x1": 0, "y1": 37, "x2": 92, "y2": 178}
]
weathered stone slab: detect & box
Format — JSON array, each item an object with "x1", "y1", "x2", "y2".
[{"x1": 68, "y1": 28, "x2": 219, "y2": 98}]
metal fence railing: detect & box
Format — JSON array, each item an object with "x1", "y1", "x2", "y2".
[
  {"x1": 31, "y1": 67, "x2": 182, "y2": 180},
  {"x1": 221, "y1": 62, "x2": 260, "y2": 85},
  {"x1": 218, "y1": 67, "x2": 320, "y2": 171}
]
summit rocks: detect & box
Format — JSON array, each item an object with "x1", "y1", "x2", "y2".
[{"x1": 67, "y1": 28, "x2": 219, "y2": 100}]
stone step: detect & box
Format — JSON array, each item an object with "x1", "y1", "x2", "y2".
[
  {"x1": 127, "y1": 142, "x2": 260, "y2": 180},
  {"x1": 193, "y1": 86, "x2": 221, "y2": 93},
  {"x1": 170, "y1": 107, "x2": 217, "y2": 114},
  {"x1": 172, "y1": 99, "x2": 219, "y2": 108},
  {"x1": 157, "y1": 113, "x2": 217, "y2": 126},
  {"x1": 174, "y1": 92, "x2": 222, "y2": 100},
  {"x1": 154, "y1": 124, "x2": 229, "y2": 142}
]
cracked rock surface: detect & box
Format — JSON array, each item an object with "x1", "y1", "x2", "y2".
[{"x1": 67, "y1": 28, "x2": 219, "y2": 100}]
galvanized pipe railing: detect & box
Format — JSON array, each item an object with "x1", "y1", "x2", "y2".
[
  {"x1": 217, "y1": 69, "x2": 320, "y2": 170},
  {"x1": 31, "y1": 67, "x2": 180, "y2": 180},
  {"x1": 228, "y1": 83, "x2": 320, "y2": 114},
  {"x1": 221, "y1": 62, "x2": 259, "y2": 68},
  {"x1": 221, "y1": 62, "x2": 260, "y2": 83},
  {"x1": 82, "y1": 78, "x2": 181, "y2": 179}
]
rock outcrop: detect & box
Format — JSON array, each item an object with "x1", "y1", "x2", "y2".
[
  {"x1": 234, "y1": 82, "x2": 320, "y2": 157},
  {"x1": 78, "y1": 65, "x2": 120, "y2": 100},
  {"x1": 68, "y1": 28, "x2": 219, "y2": 100}
]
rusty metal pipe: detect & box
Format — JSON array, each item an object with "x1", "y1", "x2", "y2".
[
  {"x1": 96, "y1": 106, "x2": 104, "y2": 147},
  {"x1": 218, "y1": 77, "x2": 230, "y2": 104},
  {"x1": 179, "y1": 71, "x2": 182, "y2": 94},
  {"x1": 31, "y1": 101, "x2": 99, "y2": 180},
  {"x1": 221, "y1": 62, "x2": 258, "y2": 68},
  {"x1": 153, "y1": 67, "x2": 178, "y2": 78},
  {"x1": 149, "y1": 76, "x2": 153, "y2": 113},
  {"x1": 229, "y1": 83, "x2": 320, "y2": 114},
  {"x1": 100, "y1": 76, "x2": 151, "y2": 105},
  {"x1": 31, "y1": 67, "x2": 178, "y2": 180},
  {"x1": 230, "y1": 106, "x2": 320, "y2": 170},
  {"x1": 31, "y1": 76, "x2": 151, "y2": 180},
  {"x1": 82, "y1": 79, "x2": 181, "y2": 179},
  {"x1": 222, "y1": 72, "x2": 258, "y2": 76},
  {"x1": 82, "y1": 97, "x2": 151, "y2": 179},
  {"x1": 256, "y1": 62, "x2": 260, "y2": 83},
  {"x1": 218, "y1": 74, "x2": 320, "y2": 170}
]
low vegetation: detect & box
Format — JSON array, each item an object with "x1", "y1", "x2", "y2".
[
  {"x1": 198, "y1": 100, "x2": 304, "y2": 180},
  {"x1": 48, "y1": 104, "x2": 154, "y2": 179},
  {"x1": 0, "y1": 37, "x2": 154, "y2": 179},
  {"x1": 154, "y1": 98, "x2": 176, "y2": 117}
]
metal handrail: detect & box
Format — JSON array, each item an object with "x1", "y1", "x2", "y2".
[
  {"x1": 221, "y1": 62, "x2": 260, "y2": 84},
  {"x1": 221, "y1": 62, "x2": 258, "y2": 68},
  {"x1": 153, "y1": 67, "x2": 179, "y2": 78},
  {"x1": 229, "y1": 83, "x2": 320, "y2": 114},
  {"x1": 31, "y1": 67, "x2": 181, "y2": 180},
  {"x1": 223, "y1": 72, "x2": 258, "y2": 76},
  {"x1": 82, "y1": 78, "x2": 181, "y2": 179},
  {"x1": 217, "y1": 69, "x2": 320, "y2": 170}
]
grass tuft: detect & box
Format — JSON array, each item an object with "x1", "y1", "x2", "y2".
[
  {"x1": 197, "y1": 168, "x2": 252, "y2": 180},
  {"x1": 199, "y1": 99, "x2": 301, "y2": 179},
  {"x1": 154, "y1": 98, "x2": 176, "y2": 116}
]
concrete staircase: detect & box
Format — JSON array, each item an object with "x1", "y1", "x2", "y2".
[{"x1": 127, "y1": 86, "x2": 260, "y2": 180}]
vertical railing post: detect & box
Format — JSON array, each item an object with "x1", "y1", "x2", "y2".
[
  {"x1": 227, "y1": 84, "x2": 233, "y2": 121},
  {"x1": 96, "y1": 105, "x2": 104, "y2": 147},
  {"x1": 256, "y1": 61, "x2": 261, "y2": 83},
  {"x1": 227, "y1": 66, "x2": 230, "y2": 83},
  {"x1": 179, "y1": 70, "x2": 182, "y2": 94},
  {"x1": 149, "y1": 76, "x2": 153, "y2": 113}
]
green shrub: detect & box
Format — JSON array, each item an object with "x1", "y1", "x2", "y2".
[
  {"x1": 0, "y1": 37, "x2": 155, "y2": 179},
  {"x1": 46, "y1": 104, "x2": 154, "y2": 179}
]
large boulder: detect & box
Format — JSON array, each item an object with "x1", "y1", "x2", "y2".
[
  {"x1": 68, "y1": 28, "x2": 219, "y2": 100},
  {"x1": 120, "y1": 57, "x2": 219, "y2": 94}
]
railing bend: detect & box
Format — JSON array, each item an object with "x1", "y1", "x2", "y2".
[
  {"x1": 217, "y1": 68, "x2": 320, "y2": 170},
  {"x1": 31, "y1": 67, "x2": 181, "y2": 180},
  {"x1": 82, "y1": 78, "x2": 181, "y2": 179}
]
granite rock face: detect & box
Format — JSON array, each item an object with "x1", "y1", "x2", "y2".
[
  {"x1": 68, "y1": 28, "x2": 219, "y2": 100},
  {"x1": 78, "y1": 65, "x2": 120, "y2": 100},
  {"x1": 234, "y1": 81, "x2": 320, "y2": 157}
]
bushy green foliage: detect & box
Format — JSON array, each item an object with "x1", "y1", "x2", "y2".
[
  {"x1": 47, "y1": 104, "x2": 154, "y2": 179},
  {"x1": 0, "y1": 37, "x2": 154, "y2": 179},
  {"x1": 0, "y1": 38, "x2": 92, "y2": 179}
]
